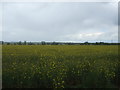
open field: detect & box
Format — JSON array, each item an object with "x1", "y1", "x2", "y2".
[{"x1": 2, "y1": 45, "x2": 120, "y2": 88}]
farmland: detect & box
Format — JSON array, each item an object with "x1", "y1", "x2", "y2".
[{"x1": 2, "y1": 45, "x2": 119, "y2": 88}]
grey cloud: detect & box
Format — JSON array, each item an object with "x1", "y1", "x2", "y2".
[{"x1": 2, "y1": 2, "x2": 118, "y2": 42}]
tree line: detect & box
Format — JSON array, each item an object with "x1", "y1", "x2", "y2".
[{"x1": 0, "y1": 41, "x2": 119, "y2": 45}]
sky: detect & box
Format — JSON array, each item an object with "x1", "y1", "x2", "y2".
[{"x1": 1, "y1": 2, "x2": 118, "y2": 43}]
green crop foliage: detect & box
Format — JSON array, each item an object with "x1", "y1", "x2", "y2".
[{"x1": 2, "y1": 45, "x2": 119, "y2": 88}]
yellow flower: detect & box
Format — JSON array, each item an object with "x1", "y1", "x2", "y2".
[{"x1": 62, "y1": 81, "x2": 64, "y2": 83}]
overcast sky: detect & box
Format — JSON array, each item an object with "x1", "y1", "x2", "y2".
[{"x1": 1, "y1": 2, "x2": 118, "y2": 42}]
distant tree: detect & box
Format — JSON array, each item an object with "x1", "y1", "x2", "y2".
[
  {"x1": 84, "y1": 41, "x2": 89, "y2": 45},
  {"x1": 14, "y1": 43, "x2": 17, "y2": 45},
  {"x1": 18, "y1": 41, "x2": 22, "y2": 45},
  {"x1": 7, "y1": 42, "x2": 10, "y2": 45},
  {"x1": 95, "y1": 42, "x2": 99, "y2": 45},
  {"x1": 51, "y1": 42, "x2": 59, "y2": 45},
  {"x1": 24, "y1": 41, "x2": 27, "y2": 45},
  {"x1": 28, "y1": 42, "x2": 33, "y2": 45},
  {"x1": 67, "y1": 43, "x2": 72, "y2": 45},
  {"x1": 100, "y1": 42, "x2": 104, "y2": 45},
  {"x1": 37, "y1": 43, "x2": 40, "y2": 45},
  {"x1": 2, "y1": 41, "x2": 4, "y2": 45},
  {"x1": 41, "y1": 41, "x2": 46, "y2": 45}
]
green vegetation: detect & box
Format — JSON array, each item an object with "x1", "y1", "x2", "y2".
[{"x1": 2, "y1": 45, "x2": 119, "y2": 88}]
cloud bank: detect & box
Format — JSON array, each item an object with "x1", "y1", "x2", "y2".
[{"x1": 2, "y1": 2, "x2": 118, "y2": 42}]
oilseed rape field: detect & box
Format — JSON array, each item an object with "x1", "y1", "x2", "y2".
[{"x1": 2, "y1": 45, "x2": 119, "y2": 88}]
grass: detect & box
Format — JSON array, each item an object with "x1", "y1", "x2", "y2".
[{"x1": 2, "y1": 45, "x2": 120, "y2": 88}]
